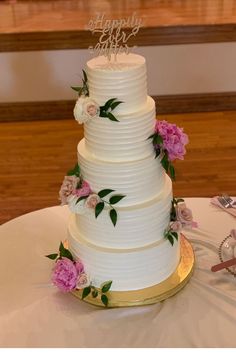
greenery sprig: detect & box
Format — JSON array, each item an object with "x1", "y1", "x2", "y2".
[
  {"x1": 82, "y1": 280, "x2": 112, "y2": 307},
  {"x1": 46, "y1": 241, "x2": 73, "y2": 261},
  {"x1": 67, "y1": 163, "x2": 80, "y2": 177},
  {"x1": 95, "y1": 189, "x2": 126, "y2": 226},
  {"x1": 165, "y1": 198, "x2": 184, "y2": 246},
  {"x1": 148, "y1": 133, "x2": 175, "y2": 181},
  {"x1": 71, "y1": 70, "x2": 89, "y2": 97},
  {"x1": 99, "y1": 98, "x2": 123, "y2": 122}
]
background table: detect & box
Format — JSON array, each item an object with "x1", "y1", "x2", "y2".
[{"x1": 0, "y1": 198, "x2": 235, "y2": 348}]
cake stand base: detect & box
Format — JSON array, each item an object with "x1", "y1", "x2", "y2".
[{"x1": 71, "y1": 234, "x2": 194, "y2": 308}]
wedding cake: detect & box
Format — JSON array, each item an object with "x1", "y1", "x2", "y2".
[
  {"x1": 48, "y1": 52, "x2": 193, "y2": 306},
  {"x1": 69, "y1": 53, "x2": 179, "y2": 291}
]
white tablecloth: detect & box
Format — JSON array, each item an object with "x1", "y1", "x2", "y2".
[{"x1": 0, "y1": 198, "x2": 235, "y2": 348}]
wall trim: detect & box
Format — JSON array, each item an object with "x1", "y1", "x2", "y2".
[
  {"x1": 1, "y1": 24, "x2": 236, "y2": 52},
  {"x1": 1, "y1": 92, "x2": 236, "y2": 122}
]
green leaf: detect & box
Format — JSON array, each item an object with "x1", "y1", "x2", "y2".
[
  {"x1": 172, "y1": 232, "x2": 178, "y2": 240},
  {"x1": 107, "y1": 112, "x2": 119, "y2": 122},
  {"x1": 82, "y1": 69, "x2": 88, "y2": 83},
  {"x1": 67, "y1": 163, "x2": 80, "y2": 177},
  {"x1": 99, "y1": 109, "x2": 108, "y2": 118},
  {"x1": 168, "y1": 234, "x2": 174, "y2": 246},
  {"x1": 170, "y1": 202, "x2": 177, "y2": 221},
  {"x1": 109, "y1": 195, "x2": 126, "y2": 205},
  {"x1": 82, "y1": 286, "x2": 91, "y2": 299},
  {"x1": 161, "y1": 153, "x2": 169, "y2": 173},
  {"x1": 153, "y1": 134, "x2": 163, "y2": 145},
  {"x1": 59, "y1": 242, "x2": 74, "y2": 261},
  {"x1": 45, "y1": 253, "x2": 58, "y2": 260},
  {"x1": 101, "y1": 294, "x2": 108, "y2": 307},
  {"x1": 75, "y1": 195, "x2": 88, "y2": 204},
  {"x1": 95, "y1": 202, "x2": 105, "y2": 218},
  {"x1": 110, "y1": 209, "x2": 117, "y2": 227},
  {"x1": 155, "y1": 149, "x2": 161, "y2": 159},
  {"x1": 92, "y1": 289, "x2": 98, "y2": 298},
  {"x1": 98, "y1": 189, "x2": 115, "y2": 198},
  {"x1": 71, "y1": 86, "x2": 82, "y2": 92},
  {"x1": 169, "y1": 164, "x2": 176, "y2": 181},
  {"x1": 148, "y1": 133, "x2": 155, "y2": 140},
  {"x1": 104, "y1": 98, "x2": 117, "y2": 110},
  {"x1": 101, "y1": 280, "x2": 112, "y2": 293},
  {"x1": 110, "y1": 100, "x2": 123, "y2": 110}
]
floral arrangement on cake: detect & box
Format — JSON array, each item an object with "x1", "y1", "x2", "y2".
[
  {"x1": 72, "y1": 70, "x2": 122, "y2": 123},
  {"x1": 165, "y1": 198, "x2": 198, "y2": 245},
  {"x1": 149, "y1": 120, "x2": 189, "y2": 180},
  {"x1": 59, "y1": 163, "x2": 125, "y2": 226},
  {"x1": 46, "y1": 242, "x2": 112, "y2": 306}
]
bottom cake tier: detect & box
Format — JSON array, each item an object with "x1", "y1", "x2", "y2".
[
  {"x1": 68, "y1": 215, "x2": 180, "y2": 291},
  {"x1": 70, "y1": 235, "x2": 194, "y2": 308}
]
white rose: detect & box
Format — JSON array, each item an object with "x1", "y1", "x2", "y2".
[
  {"x1": 73, "y1": 96, "x2": 99, "y2": 124},
  {"x1": 67, "y1": 195, "x2": 87, "y2": 215}
]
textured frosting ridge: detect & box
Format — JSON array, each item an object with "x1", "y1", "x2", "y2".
[
  {"x1": 78, "y1": 139, "x2": 165, "y2": 207},
  {"x1": 86, "y1": 53, "x2": 147, "y2": 114},
  {"x1": 84, "y1": 96, "x2": 156, "y2": 162},
  {"x1": 68, "y1": 216, "x2": 180, "y2": 291},
  {"x1": 75, "y1": 176, "x2": 172, "y2": 249}
]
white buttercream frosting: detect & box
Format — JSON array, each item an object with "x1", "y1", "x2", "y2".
[
  {"x1": 77, "y1": 139, "x2": 165, "y2": 207},
  {"x1": 68, "y1": 215, "x2": 180, "y2": 291},
  {"x1": 75, "y1": 175, "x2": 172, "y2": 249},
  {"x1": 84, "y1": 96, "x2": 156, "y2": 161},
  {"x1": 86, "y1": 53, "x2": 147, "y2": 114}
]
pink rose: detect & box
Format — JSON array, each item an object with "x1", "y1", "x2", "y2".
[
  {"x1": 86, "y1": 103, "x2": 99, "y2": 117},
  {"x1": 76, "y1": 272, "x2": 90, "y2": 289},
  {"x1": 59, "y1": 175, "x2": 80, "y2": 205},
  {"x1": 73, "y1": 180, "x2": 92, "y2": 198},
  {"x1": 170, "y1": 221, "x2": 182, "y2": 232},
  {"x1": 176, "y1": 203, "x2": 197, "y2": 228},
  {"x1": 85, "y1": 194, "x2": 101, "y2": 209},
  {"x1": 75, "y1": 260, "x2": 84, "y2": 274},
  {"x1": 52, "y1": 258, "x2": 77, "y2": 292}
]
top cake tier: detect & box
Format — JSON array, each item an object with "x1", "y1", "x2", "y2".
[{"x1": 86, "y1": 53, "x2": 147, "y2": 114}]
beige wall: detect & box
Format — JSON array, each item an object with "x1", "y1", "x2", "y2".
[{"x1": 0, "y1": 42, "x2": 236, "y2": 103}]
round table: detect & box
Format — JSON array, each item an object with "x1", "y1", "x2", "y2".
[{"x1": 0, "y1": 198, "x2": 235, "y2": 348}]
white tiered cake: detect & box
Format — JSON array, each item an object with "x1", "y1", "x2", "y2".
[{"x1": 67, "y1": 53, "x2": 180, "y2": 291}]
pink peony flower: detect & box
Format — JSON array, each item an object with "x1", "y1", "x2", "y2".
[
  {"x1": 170, "y1": 221, "x2": 182, "y2": 232},
  {"x1": 176, "y1": 203, "x2": 197, "y2": 228},
  {"x1": 155, "y1": 120, "x2": 189, "y2": 161},
  {"x1": 73, "y1": 180, "x2": 92, "y2": 198},
  {"x1": 52, "y1": 258, "x2": 78, "y2": 292},
  {"x1": 85, "y1": 194, "x2": 101, "y2": 209},
  {"x1": 75, "y1": 259, "x2": 84, "y2": 274},
  {"x1": 76, "y1": 272, "x2": 90, "y2": 289},
  {"x1": 59, "y1": 175, "x2": 80, "y2": 205}
]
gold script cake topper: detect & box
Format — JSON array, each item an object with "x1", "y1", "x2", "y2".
[{"x1": 87, "y1": 13, "x2": 142, "y2": 61}]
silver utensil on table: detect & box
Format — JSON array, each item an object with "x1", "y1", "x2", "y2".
[
  {"x1": 222, "y1": 195, "x2": 236, "y2": 206},
  {"x1": 217, "y1": 196, "x2": 235, "y2": 209}
]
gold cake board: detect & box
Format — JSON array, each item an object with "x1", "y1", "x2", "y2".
[{"x1": 72, "y1": 234, "x2": 194, "y2": 308}]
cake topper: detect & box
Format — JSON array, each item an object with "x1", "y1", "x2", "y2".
[{"x1": 87, "y1": 12, "x2": 142, "y2": 61}]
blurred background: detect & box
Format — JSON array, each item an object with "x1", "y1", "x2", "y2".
[{"x1": 0, "y1": 0, "x2": 236, "y2": 224}]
